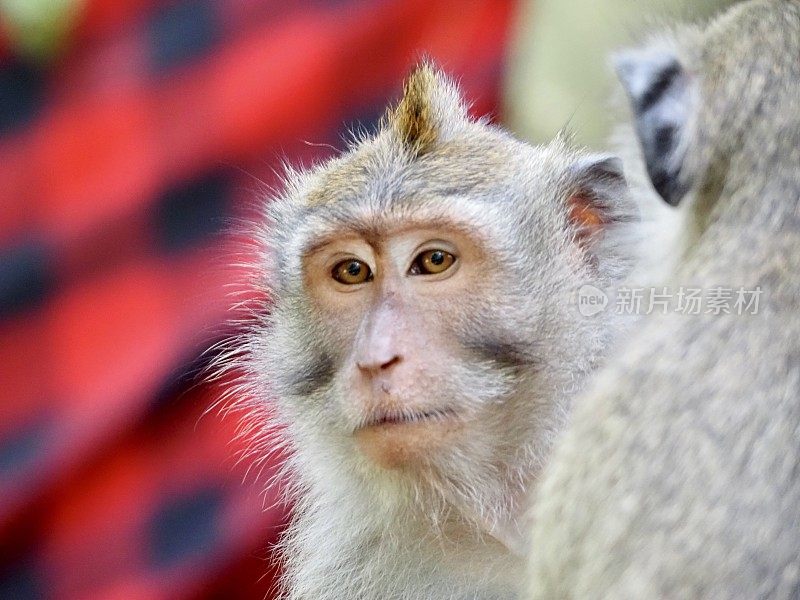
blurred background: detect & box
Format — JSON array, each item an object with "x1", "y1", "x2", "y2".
[{"x1": 0, "y1": 1, "x2": 733, "y2": 599}]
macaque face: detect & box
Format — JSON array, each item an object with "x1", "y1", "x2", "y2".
[
  {"x1": 254, "y1": 135, "x2": 633, "y2": 491},
  {"x1": 302, "y1": 223, "x2": 510, "y2": 470},
  {"x1": 247, "y1": 63, "x2": 636, "y2": 503}
]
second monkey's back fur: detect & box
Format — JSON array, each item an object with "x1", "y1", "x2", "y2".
[{"x1": 527, "y1": 1, "x2": 800, "y2": 598}]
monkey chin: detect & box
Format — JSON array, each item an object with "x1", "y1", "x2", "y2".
[{"x1": 353, "y1": 414, "x2": 464, "y2": 471}]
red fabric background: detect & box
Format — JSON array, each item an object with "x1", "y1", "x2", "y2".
[{"x1": 0, "y1": 1, "x2": 518, "y2": 597}]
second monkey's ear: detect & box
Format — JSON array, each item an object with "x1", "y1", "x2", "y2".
[
  {"x1": 386, "y1": 61, "x2": 470, "y2": 157},
  {"x1": 565, "y1": 154, "x2": 638, "y2": 267},
  {"x1": 614, "y1": 47, "x2": 695, "y2": 206}
]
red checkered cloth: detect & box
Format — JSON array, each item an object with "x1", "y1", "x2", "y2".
[{"x1": 0, "y1": 0, "x2": 517, "y2": 597}]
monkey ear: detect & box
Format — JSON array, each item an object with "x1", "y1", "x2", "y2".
[
  {"x1": 613, "y1": 47, "x2": 695, "y2": 206},
  {"x1": 565, "y1": 154, "x2": 637, "y2": 266}
]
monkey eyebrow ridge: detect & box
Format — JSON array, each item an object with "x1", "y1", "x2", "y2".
[{"x1": 298, "y1": 216, "x2": 479, "y2": 259}]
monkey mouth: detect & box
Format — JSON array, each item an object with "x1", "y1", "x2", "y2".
[
  {"x1": 354, "y1": 406, "x2": 465, "y2": 469},
  {"x1": 361, "y1": 407, "x2": 459, "y2": 428}
]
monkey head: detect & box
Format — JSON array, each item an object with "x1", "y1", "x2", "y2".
[
  {"x1": 614, "y1": 0, "x2": 800, "y2": 221},
  {"x1": 242, "y1": 63, "x2": 638, "y2": 522}
]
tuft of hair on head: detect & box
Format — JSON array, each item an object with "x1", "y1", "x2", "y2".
[{"x1": 385, "y1": 60, "x2": 468, "y2": 157}]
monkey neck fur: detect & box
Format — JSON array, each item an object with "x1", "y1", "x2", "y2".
[
  {"x1": 281, "y1": 441, "x2": 537, "y2": 599},
  {"x1": 277, "y1": 382, "x2": 575, "y2": 599}
]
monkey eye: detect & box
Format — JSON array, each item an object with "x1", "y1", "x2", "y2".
[
  {"x1": 409, "y1": 249, "x2": 456, "y2": 275},
  {"x1": 332, "y1": 259, "x2": 373, "y2": 285}
]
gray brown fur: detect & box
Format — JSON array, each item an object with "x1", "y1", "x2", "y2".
[{"x1": 527, "y1": 2, "x2": 800, "y2": 598}]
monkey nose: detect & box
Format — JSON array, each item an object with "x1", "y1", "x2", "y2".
[{"x1": 356, "y1": 354, "x2": 402, "y2": 373}]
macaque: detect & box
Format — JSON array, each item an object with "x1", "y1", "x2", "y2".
[
  {"x1": 527, "y1": 1, "x2": 800, "y2": 598},
  {"x1": 226, "y1": 63, "x2": 640, "y2": 599}
]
